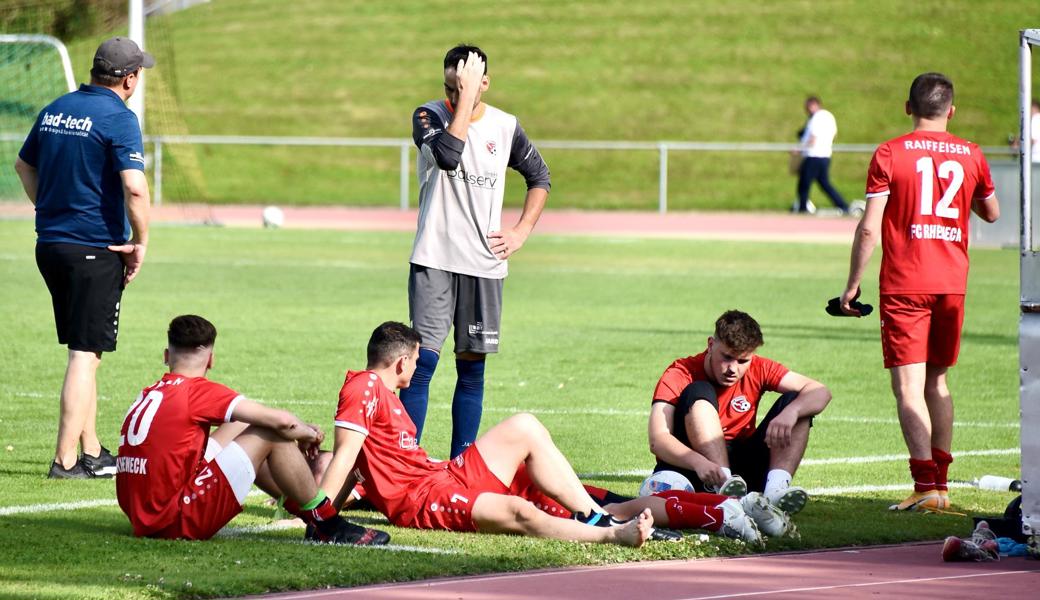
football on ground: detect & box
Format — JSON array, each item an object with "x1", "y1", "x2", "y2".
[{"x1": 639, "y1": 470, "x2": 695, "y2": 497}]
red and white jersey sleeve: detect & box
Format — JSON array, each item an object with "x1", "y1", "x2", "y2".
[
  {"x1": 652, "y1": 356, "x2": 699, "y2": 405},
  {"x1": 335, "y1": 371, "x2": 443, "y2": 524},
  {"x1": 866, "y1": 130, "x2": 995, "y2": 295},
  {"x1": 116, "y1": 373, "x2": 242, "y2": 536}
]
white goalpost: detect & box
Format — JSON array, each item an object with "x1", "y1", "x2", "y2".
[
  {"x1": 1019, "y1": 28, "x2": 1040, "y2": 547},
  {"x1": 0, "y1": 34, "x2": 76, "y2": 201},
  {"x1": 0, "y1": 34, "x2": 75, "y2": 93},
  {"x1": 128, "y1": 0, "x2": 146, "y2": 131}
]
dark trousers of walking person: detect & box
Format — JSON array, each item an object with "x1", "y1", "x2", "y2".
[{"x1": 797, "y1": 156, "x2": 848, "y2": 213}]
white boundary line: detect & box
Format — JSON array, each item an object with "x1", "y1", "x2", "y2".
[
  {"x1": 8, "y1": 391, "x2": 1020, "y2": 429},
  {"x1": 0, "y1": 498, "x2": 116, "y2": 516},
  {"x1": 801, "y1": 447, "x2": 1019, "y2": 466},
  {"x1": 578, "y1": 447, "x2": 1020, "y2": 480},
  {"x1": 676, "y1": 570, "x2": 1039, "y2": 600},
  {"x1": 0, "y1": 497, "x2": 457, "y2": 553},
  {"x1": 3, "y1": 465, "x2": 1019, "y2": 518},
  {"x1": 805, "y1": 482, "x2": 976, "y2": 495}
]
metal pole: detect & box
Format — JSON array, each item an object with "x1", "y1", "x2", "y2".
[
  {"x1": 399, "y1": 143, "x2": 409, "y2": 210},
  {"x1": 658, "y1": 143, "x2": 668, "y2": 214},
  {"x1": 153, "y1": 138, "x2": 163, "y2": 206},
  {"x1": 128, "y1": 0, "x2": 146, "y2": 131},
  {"x1": 1023, "y1": 32, "x2": 1033, "y2": 253}
]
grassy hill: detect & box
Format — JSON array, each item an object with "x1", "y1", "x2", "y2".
[{"x1": 24, "y1": 1, "x2": 1040, "y2": 208}]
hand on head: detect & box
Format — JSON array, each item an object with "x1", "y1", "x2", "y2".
[{"x1": 455, "y1": 51, "x2": 485, "y2": 102}]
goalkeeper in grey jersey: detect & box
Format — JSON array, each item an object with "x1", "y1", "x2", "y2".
[{"x1": 400, "y1": 45, "x2": 551, "y2": 459}]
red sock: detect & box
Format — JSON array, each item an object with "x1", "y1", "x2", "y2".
[
  {"x1": 583, "y1": 485, "x2": 610, "y2": 502},
  {"x1": 653, "y1": 489, "x2": 729, "y2": 506},
  {"x1": 662, "y1": 496, "x2": 725, "y2": 532},
  {"x1": 909, "y1": 458, "x2": 938, "y2": 493},
  {"x1": 282, "y1": 495, "x2": 341, "y2": 535},
  {"x1": 932, "y1": 448, "x2": 953, "y2": 492}
]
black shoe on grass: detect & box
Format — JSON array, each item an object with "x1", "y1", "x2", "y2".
[
  {"x1": 48, "y1": 461, "x2": 94, "y2": 479},
  {"x1": 80, "y1": 446, "x2": 117, "y2": 478},
  {"x1": 649, "y1": 527, "x2": 684, "y2": 542},
  {"x1": 305, "y1": 520, "x2": 391, "y2": 546}
]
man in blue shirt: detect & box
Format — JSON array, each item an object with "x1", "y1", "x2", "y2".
[{"x1": 13, "y1": 37, "x2": 154, "y2": 479}]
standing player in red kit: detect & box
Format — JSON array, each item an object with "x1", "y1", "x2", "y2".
[
  {"x1": 839, "y1": 73, "x2": 1000, "y2": 512},
  {"x1": 116, "y1": 315, "x2": 388, "y2": 544}
]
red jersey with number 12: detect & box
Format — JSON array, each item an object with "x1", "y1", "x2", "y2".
[
  {"x1": 865, "y1": 130, "x2": 994, "y2": 295},
  {"x1": 116, "y1": 373, "x2": 242, "y2": 536}
]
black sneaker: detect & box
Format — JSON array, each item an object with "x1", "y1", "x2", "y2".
[
  {"x1": 649, "y1": 527, "x2": 684, "y2": 542},
  {"x1": 305, "y1": 519, "x2": 391, "y2": 546},
  {"x1": 80, "y1": 446, "x2": 117, "y2": 478},
  {"x1": 48, "y1": 461, "x2": 94, "y2": 479}
]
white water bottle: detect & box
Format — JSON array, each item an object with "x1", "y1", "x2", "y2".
[{"x1": 976, "y1": 475, "x2": 1022, "y2": 491}]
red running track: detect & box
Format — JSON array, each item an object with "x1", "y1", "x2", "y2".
[
  {"x1": 0, "y1": 203, "x2": 857, "y2": 243},
  {"x1": 239, "y1": 542, "x2": 1039, "y2": 600}
]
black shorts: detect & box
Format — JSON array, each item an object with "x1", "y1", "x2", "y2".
[
  {"x1": 654, "y1": 391, "x2": 808, "y2": 493},
  {"x1": 408, "y1": 264, "x2": 503, "y2": 355},
  {"x1": 36, "y1": 242, "x2": 124, "y2": 353}
]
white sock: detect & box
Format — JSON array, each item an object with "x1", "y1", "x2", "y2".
[
  {"x1": 720, "y1": 466, "x2": 733, "y2": 480},
  {"x1": 764, "y1": 469, "x2": 792, "y2": 498}
]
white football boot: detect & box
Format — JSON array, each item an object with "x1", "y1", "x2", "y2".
[
  {"x1": 741, "y1": 492, "x2": 791, "y2": 538},
  {"x1": 766, "y1": 486, "x2": 809, "y2": 515},
  {"x1": 718, "y1": 498, "x2": 763, "y2": 545}
]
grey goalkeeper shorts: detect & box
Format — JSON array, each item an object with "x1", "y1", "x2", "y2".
[{"x1": 408, "y1": 264, "x2": 503, "y2": 354}]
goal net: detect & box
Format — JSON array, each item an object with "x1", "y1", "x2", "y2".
[{"x1": 0, "y1": 34, "x2": 75, "y2": 201}]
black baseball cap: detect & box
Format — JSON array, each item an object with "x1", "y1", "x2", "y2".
[{"x1": 92, "y1": 37, "x2": 155, "y2": 77}]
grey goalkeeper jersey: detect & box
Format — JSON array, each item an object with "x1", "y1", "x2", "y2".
[{"x1": 410, "y1": 100, "x2": 550, "y2": 279}]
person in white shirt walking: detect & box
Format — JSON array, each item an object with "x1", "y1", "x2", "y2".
[{"x1": 795, "y1": 96, "x2": 849, "y2": 214}]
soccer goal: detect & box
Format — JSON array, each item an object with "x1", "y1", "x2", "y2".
[
  {"x1": 1019, "y1": 28, "x2": 1040, "y2": 546},
  {"x1": 0, "y1": 34, "x2": 75, "y2": 201}
]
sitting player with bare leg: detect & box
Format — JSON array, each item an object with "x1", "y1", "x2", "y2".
[
  {"x1": 320, "y1": 321, "x2": 668, "y2": 546},
  {"x1": 322, "y1": 322, "x2": 777, "y2": 545},
  {"x1": 648, "y1": 310, "x2": 832, "y2": 522},
  {"x1": 116, "y1": 315, "x2": 388, "y2": 545}
]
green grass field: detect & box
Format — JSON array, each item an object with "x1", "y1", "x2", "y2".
[
  {"x1": 3, "y1": 0, "x2": 1034, "y2": 209},
  {"x1": 0, "y1": 220, "x2": 1022, "y2": 599}
]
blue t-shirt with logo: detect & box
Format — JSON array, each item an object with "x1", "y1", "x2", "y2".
[{"x1": 19, "y1": 84, "x2": 145, "y2": 247}]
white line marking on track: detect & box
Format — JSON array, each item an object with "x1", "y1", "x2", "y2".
[{"x1": 674, "y1": 570, "x2": 1039, "y2": 600}]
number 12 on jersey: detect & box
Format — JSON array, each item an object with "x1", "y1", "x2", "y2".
[{"x1": 916, "y1": 156, "x2": 963, "y2": 219}]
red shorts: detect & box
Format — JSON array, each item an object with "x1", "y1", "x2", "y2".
[
  {"x1": 403, "y1": 445, "x2": 569, "y2": 532},
  {"x1": 879, "y1": 294, "x2": 964, "y2": 368},
  {"x1": 151, "y1": 444, "x2": 252, "y2": 540}
]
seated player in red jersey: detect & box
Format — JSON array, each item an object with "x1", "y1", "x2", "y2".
[
  {"x1": 115, "y1": 315, "x2": 388, "y2": 545},
  {"x1": 648, "y1": 310, "x2": 832, "y2": 517},
  {"x1": 839, "y1": 72, "x2": 1000, "y2": 512},
  {"x1": 319, "y1": 321, "x2": 783, "y2": 546}
]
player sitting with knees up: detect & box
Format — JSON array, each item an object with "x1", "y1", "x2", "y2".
[
  {"x1": 116, "y1": 315, "x2": 388, "y2": 545},
  {"x1": 648, "y1": 310, "x2": 832, "y2": 516},
  {"x1": 319, "y1": 321, "x2": 681, "y2": 547}
]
